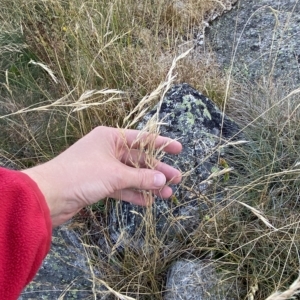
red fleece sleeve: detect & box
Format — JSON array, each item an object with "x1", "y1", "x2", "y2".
[{"x1": 0, "y1": 167, "x2": 52, "y2": 299}]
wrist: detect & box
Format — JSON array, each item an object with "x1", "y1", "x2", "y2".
[{"x1": 22, "y1": 163, "x2": 81, "y2": 227}]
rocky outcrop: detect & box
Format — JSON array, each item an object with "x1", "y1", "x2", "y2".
[{"x1": 207, "y1": 0, "x2": 300, "y2": 86}]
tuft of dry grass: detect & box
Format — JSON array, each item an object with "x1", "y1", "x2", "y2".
[
  {"x1": 266, "y1": 275, "x2": 300, "y2": 300},
  {"x1": 0, "y1": 0, "x2": 230, "y2": 167}
]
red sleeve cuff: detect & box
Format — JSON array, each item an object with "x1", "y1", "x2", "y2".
[{"x1": 0, "y1": 167, "x2": 52, "y2": 299}]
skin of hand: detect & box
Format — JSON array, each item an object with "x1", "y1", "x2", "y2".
[{"x1": 22, "y1": 126, "x2": 182, "y2": 227}]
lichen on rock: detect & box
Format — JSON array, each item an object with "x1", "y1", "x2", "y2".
[{"x1": 109, "y1": 83, "x2": 241, "y2": 244}]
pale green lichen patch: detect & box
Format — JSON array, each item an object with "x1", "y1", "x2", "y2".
[{"x1": 182, "y1": 94, "x2": 212, "y2": 121}]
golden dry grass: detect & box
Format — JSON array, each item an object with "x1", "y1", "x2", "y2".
[{"x1": 0, "y1": 0, "x2": 230, "y2": 166}]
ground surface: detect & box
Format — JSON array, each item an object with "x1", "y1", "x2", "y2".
[{"x1": 207, "y1": 0, "x2": 300, "y2": 87}]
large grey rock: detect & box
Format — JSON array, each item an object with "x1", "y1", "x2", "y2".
[
  {"x1": 164, "y1": 259, "x2": 237, "y2": 300},
  {"x1": 109, "y1": 83, "x2": 242, "y2": 245},
  {"x1": 20, "y1": 224, "x2": 102, "y2": 300},
  {"x1": 207, "y1": 0, "x2": 300, "y2": 86}
]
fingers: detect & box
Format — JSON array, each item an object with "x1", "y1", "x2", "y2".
[
  {"x1": 120, "y1": 149, "x2": 182, "y2": 184},
  {"x1": 155, "y1": 185, "x2": 173, "y2": 198},
  {"x1": 109, "y1": 186, "x2": 173, "y2": 206},
  {"x1": 121, "y1": 166, "x2": 181, "y2": 198},
  {"x1": 109, "y1": 189, "x2": 154, "y2": 206},
  {"x1": 119, "y1": 129, "x2": 182, "y2": 154},
  {"x1": 156, "y1": 162, "x2": 182, "y2": 185}
]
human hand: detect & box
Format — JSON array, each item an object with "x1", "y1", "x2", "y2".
[{"x1": 22, "y1": 126, "x2": 182, "y2": 227}]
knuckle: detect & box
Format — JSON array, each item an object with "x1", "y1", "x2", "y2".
[{"x1": 137, "y1": 168, "x2": 148, "y2": 190}]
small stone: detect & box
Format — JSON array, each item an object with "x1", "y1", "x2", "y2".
[{"x1": 164, "y1": 259, "x2": 237, "y2": 300}]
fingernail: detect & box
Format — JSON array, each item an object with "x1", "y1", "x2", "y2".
[{"x1": 154, "y1": 173, "x2": 166, "y2": 187}]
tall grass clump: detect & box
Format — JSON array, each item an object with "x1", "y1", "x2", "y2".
[
  {"x1": 213, "y1": 79, "x2": 300, "y2": 299},
  {"x1": 0, "y1": 0, "x2": 228, "y2": 167}
]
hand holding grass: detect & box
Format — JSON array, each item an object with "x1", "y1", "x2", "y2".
[{"x1": 22, "y1": 126, "x2": 182, "y2": 227}]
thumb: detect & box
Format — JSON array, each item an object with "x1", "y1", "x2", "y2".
[{"x1": 124, "y1": 166, "x2": 166, "y2": 190}]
